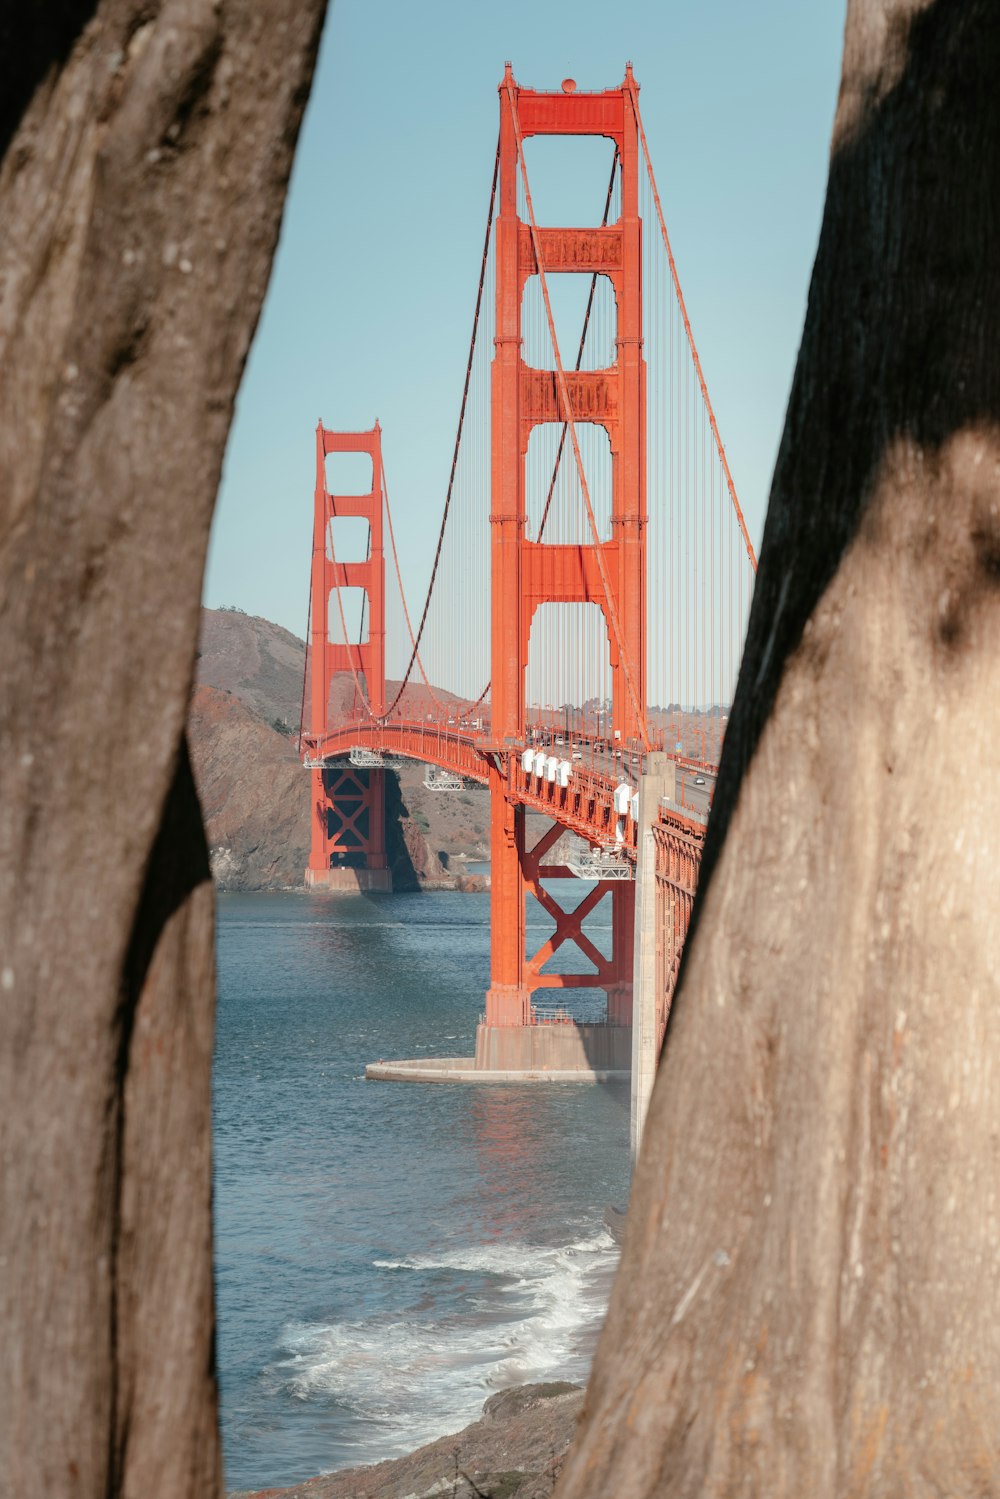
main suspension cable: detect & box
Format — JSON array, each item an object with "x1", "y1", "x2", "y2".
[
  {"x1": 378, "y1": 133, "x2": 501, "y2": 721},
  {"x1": 381, "y1": 459, "x2": 446, "y2": 711}
]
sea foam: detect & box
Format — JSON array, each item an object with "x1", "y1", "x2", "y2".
[{"x1": 269, "y1": 1228, "x2": 617, "y2": 1463}]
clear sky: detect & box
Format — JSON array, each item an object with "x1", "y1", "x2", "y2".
[{"x1": 203, "y1": 0, "x2": 847, "y2": 641}]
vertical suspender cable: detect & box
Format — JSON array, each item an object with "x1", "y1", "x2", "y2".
[{"x1": 626, "y1": 79, "x2": 757, "y2": 575}]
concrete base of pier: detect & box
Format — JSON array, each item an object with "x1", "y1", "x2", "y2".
[
  {"x1": 366, "y1": 1022, "x2": 631, "y2": 1085},
  {"x1": 474, "y1": 1022, "x2": 631, "y2": 1073},
  {"x1": 305, "y1": 866, "x2": 392, "y2": 893},
  {"x1": 365, "y1": 1056, "x2": 629, "y2": 1084}
]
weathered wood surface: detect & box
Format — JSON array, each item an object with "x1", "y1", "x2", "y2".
[
  {"x1": 561, "y1": 2, "x2": 1000, "y2": 1493},
  {"x1": 0, "y1": 3, "x2": 326, "y2": 1494}
]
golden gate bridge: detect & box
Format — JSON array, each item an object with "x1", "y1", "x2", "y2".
[{"x1": 298, "y1": 66, "x2": 757, "y2": 1140}]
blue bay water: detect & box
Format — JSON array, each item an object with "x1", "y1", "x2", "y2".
[{"x1": 214, "y1": 889, "x2": 630, "y2": 1492}]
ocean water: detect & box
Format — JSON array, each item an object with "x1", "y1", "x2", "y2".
[{"x1": 214, "y1": 889, "x2": 630, "y2": 1492}]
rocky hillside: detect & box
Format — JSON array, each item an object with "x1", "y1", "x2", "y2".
[
  {"x1": 189, "y1": 683, "x2": 309, "y2": 889},
  {"x1": 189, "y1": 608, "x2": 492, "y2": 890},
  {"x1": 197, "y1": 607, "x2": 306, "y2": 731}
]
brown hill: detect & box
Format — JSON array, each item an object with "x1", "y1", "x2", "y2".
[
  {"x1": 197, "y1": 607, "x2": 306, "y2": 731},
  {"x1": 190, "y1": 684, "x2": 308, "y2": 889}
]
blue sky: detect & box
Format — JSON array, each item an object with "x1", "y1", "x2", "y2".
[{"x1": 203, "y1": 0, "x2": 846, "y2": 640}]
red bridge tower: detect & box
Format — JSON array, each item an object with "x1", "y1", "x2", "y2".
[
  {"x1": 477, "y1": 67, "x2": 647, "y2": 1069},
  {"x1": 306, "y1": 422, "x2": 392, "y2": 893}
]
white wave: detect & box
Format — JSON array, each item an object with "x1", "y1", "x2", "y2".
[
  {"x1": 268, "y1": 1228, "x2": 617, "y2": 1465},
  {"x1": 373, "y1": 1232, "x2": 612, "y2": 1279}
]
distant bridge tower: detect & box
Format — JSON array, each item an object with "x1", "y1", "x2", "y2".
[
  {"x1": 306, "y1": 422, "x2": 391, "y2": 892},
  {"x1": 478, "y1": 67, "x2": 646, "y2": 1067}
]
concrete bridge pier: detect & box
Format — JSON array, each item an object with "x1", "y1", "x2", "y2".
[
  {"x1": 630, "y1": 754, "x2": 675, "y2": 1164},
  {"x1": 306, "y1": 764, "x2": 392, "y2": 893}
]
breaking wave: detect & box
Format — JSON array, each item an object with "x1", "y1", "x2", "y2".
[{"x1": 268, "y1": 1229, "x2": 617, "y2": 1463}]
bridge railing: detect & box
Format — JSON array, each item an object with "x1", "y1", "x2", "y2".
[
  {"x1": 652, "y1": 802, "x2": 707, "y2": 1046},
  {"x1": 530, "y1": 1001, "x2": 612, "y2": 1026},
  {"x1": 511, "y1": 752, "x2": 635, "y2": 855}
]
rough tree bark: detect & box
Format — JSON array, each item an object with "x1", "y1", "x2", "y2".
[
  {"x1": 561, "y1": 2, "x2": 1000, "y2": 1494},
  {"x1": 0, "y1": 4, "x2": 326, "y2": 1495}
]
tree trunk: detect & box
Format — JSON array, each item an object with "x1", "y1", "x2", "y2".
[
  {"x1": 0, "y1": 3, "x2": 326, "y2": 1494},
  {"x1": 560, "y1": 2, "x2": 1000, "y2": 1494}
]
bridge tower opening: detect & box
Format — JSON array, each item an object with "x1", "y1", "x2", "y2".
[
  {"x1": 480, "y1": 66, "x2": 646, "y2": 1068},
  {"x1": 305, "y1": 422, "x2": 391, "y2": 893}
]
